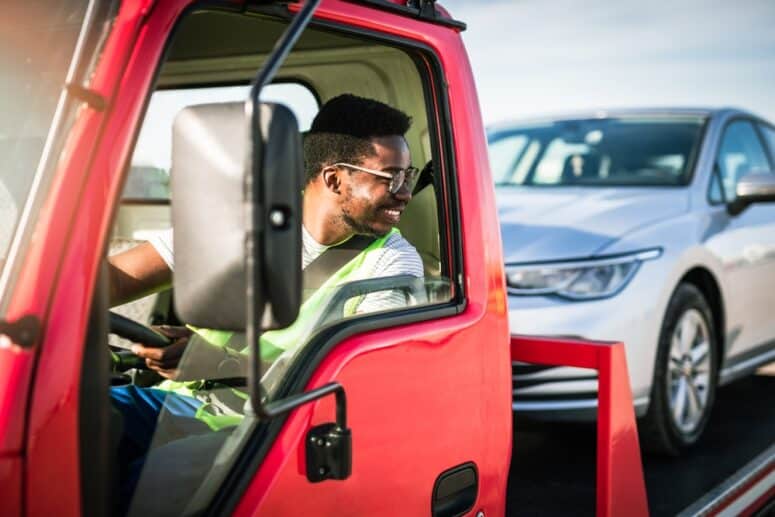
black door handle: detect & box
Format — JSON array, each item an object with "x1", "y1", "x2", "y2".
[{"x1": 432, "y1": 462, "x2": 478, "y2": 517}]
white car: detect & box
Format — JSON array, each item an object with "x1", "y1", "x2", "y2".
[{"x1": 489, "y1": 108, "x2": 775, "y2": 454}]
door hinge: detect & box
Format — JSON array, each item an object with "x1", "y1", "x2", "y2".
[{"x1": 0, "y1": 315, "x2": 41, "y2": 348}]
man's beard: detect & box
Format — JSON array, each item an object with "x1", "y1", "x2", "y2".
[
  {"x1": 340, "y1": 190, "x2": 389, "y2": 237},
  {"x1": 341, "y1": 210, "x2": 388, "y2": 237}
]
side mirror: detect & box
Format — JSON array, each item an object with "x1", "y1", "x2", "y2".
[
  {"x1": 727, "y1": 172, "x2": 775, "y2": 216},
  {"x1": 171, "y1": 101, "x2": 302, "y2": 331}
]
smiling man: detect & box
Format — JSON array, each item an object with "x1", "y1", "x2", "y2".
[
  {"x1": 299, "y1": 93, "x2": 423, "y2": 314},
  {"x1": 109, "y1": 94, "x2": 424, "y2": 460}
]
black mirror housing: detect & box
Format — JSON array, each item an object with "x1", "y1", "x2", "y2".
[
  {"x1": 255, "y1": 103, "x2": 303, "y2": 328},
  {"x1": 171, "y1": 101, "x2": 302, "y2": 331}
]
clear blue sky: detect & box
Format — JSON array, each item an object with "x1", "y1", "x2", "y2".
[{"x1": 442, "y1": 0, "x2": 775, "y2": 126}]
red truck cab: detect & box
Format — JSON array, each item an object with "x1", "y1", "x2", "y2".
[
  {"x1": 1, "y1": 1, "x2": 514, "y2": 515},
  {"x1": 13, "y1": 1, "x2": 766, "y2": 516}
]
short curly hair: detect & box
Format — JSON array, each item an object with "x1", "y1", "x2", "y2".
[{"x1": 304, "y1": 94, "x2": 412, "y2": 184}]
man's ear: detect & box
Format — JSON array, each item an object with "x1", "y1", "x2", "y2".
[{"x1": 321, "y1": 166, "x2": 342, "y2": 194}]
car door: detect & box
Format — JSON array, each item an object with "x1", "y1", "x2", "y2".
[{"x1": 706, "y1": 118, "x2": 775, "y2": 360}]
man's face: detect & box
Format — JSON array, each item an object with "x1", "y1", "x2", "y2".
[{"x1": 339, "y1": 135, "x2": 412, "y2": 237}]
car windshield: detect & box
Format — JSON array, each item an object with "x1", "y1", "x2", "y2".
[
  {"x1": 0, "y1": 1, "x2": 94, "y2": 277},
  {"x1": 488, "y1": 116, "x2": 706, "y2": 187}
]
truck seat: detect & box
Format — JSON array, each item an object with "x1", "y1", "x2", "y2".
[{"x1": 397, "y1": 161, "x2": 441, "y2": 277}]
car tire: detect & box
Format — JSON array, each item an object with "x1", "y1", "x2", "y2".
[{"x1": 639, "y1": 283, "x2": 719, "y2": 456}]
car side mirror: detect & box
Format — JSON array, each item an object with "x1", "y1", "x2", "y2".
[
  {"x1": 171, "y1": 101, "x2": 302, "y2": 331},
  {"x1": 727, "y1": 172, "x2": 775, "y2": 216}
]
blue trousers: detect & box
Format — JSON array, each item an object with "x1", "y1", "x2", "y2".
[{"x1": 110, "y1": 385, "x2": 211, "y2": 459}]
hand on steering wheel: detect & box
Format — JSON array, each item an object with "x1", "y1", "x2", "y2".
[
  {"x1": 131, "y1": 326, "x2": 192, "y2": 379},
  {"x1": 109, "y1": 311, "x2": 189, "y2": 378}
]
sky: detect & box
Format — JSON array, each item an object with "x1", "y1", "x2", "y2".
[
  {"x1": 133, "y1": 0, "x2": 775, "y2": 170},
  {"x1": 442, "y1": 0, "x2": 775, "y2": 127}
]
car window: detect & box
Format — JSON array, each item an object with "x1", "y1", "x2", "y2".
[
  {"x1": 716, "y1": 120, "x2": 771, "y2": 200},
  {"x1": 758, "y1": 123, "x2": 775, "y2": 168},
  {"x1": 489, "y1": 117, "x2": 705, "y2": 187},
  {"x1": 489, "y1": 133, "x2": 528, "y2": 184}
]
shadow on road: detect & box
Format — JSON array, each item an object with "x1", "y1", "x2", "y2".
[{"x1": 507, "y1": 373, "x2": 775, "y2": 516}]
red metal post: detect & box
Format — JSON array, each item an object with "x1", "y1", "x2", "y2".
[{"x1": 511, "y1": 335, "x2": 649, "y2": 517}]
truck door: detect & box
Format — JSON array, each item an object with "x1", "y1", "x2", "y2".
[{"x1": 69, "y1": 4, "x2": 511, "y2": 517}]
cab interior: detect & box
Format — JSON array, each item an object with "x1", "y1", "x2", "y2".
[{"x1": 110, "y1": 8, "x2": 445, "y2": 331}]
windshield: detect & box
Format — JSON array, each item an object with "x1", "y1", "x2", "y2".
[
  {"x1": 0, "y1": 1, "x2": 98, "y2": 282},
  {"x1": 488, "y1": 116, "x2": 706, "y2": 187}
]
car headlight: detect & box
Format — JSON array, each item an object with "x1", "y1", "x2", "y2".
[{"x1": 505, "y1": 248, "x2": 661, "y2": 300}]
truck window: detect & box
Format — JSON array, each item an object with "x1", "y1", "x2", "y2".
[
  {"x1": 109, "y1": 83, "x2": 319, "y2": 339},
  {"x1": 103, "y1": 8, "x2": 460, "y2": 515},
  {"x1": 126, "y1": 83, "x2": 318, "y2": 201}
]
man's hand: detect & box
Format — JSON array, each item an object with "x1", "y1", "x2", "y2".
[{"x1": 130, "y1": 326, "x2": 192, "y2": 380}]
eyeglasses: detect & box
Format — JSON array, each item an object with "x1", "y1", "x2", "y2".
[{"x1": 334, "y1": 162, "x2": 420, "y2": 194}]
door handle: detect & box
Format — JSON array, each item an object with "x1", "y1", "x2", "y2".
[{"x1": 432, "y1": 462, "x2": 478, "y2": 517}]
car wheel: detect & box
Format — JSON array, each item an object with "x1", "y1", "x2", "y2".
[{"x1": 640, "y1": 283, "x2": 719, "y2": 456}]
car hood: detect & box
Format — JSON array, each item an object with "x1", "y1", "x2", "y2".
[{"x1": 497, "y1": 187, "x2": 690, "y2": 263}]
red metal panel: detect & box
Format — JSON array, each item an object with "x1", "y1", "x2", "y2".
[
  {"x1": 511, "y1": 335, "x2": 649, "y2": 517},
  {"x1": 236, "y1": 312, "x2": 511, "y2": 516},
  {"x1": 0, "y1": 346, "x2": 35, "y2": 456},
  {"x1": 0, "y1": 455, "x2": 22, "y2": 515}
]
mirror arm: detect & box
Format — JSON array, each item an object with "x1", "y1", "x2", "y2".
[
  {"x1": 246, "y1": 0, "x2": 322, "y2": 419},
  {"x1": 263, "y1": 381, "x2": 348, "y2": 430},
  {"x1": 248, "y1": 0, "x2": 322, "y2": 100}
]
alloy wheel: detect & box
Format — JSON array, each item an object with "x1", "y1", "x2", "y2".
[{"x1": 667, "y1": 308, "x2": 712, "y2": 434}]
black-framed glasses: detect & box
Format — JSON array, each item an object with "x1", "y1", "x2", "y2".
[{"x1": 334, "y1": 162, "x2": 420, "y2": 194}]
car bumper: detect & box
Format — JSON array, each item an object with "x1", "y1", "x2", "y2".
[{"x1": 508, "y1": 261, "x2": 665, "y2": 420}]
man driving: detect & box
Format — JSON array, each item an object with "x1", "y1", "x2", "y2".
[{"x1": 109, "y1": 94, "x2": 424, "y2": 461}]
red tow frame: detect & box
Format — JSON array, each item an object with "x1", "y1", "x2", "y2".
[{"x1": 511, "y1": 335, "x2": 650, "y2": 517}]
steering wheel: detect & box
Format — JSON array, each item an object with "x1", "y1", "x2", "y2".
[{"x1": 109, "y1": 311, "x2": 171, "y2": 371}]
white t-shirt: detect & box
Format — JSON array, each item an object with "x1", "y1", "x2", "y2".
[{"x1": 149, "y1": 226, "x2": 424, "y2": 314}]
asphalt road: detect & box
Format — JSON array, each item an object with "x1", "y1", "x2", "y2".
[{"x1": 506, "y1": 369, "x2": 775, "y2": 516}]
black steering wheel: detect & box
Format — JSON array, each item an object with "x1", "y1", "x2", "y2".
[{"x1": 109, "y1": 311, "x2": 171, "y2": 371}]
